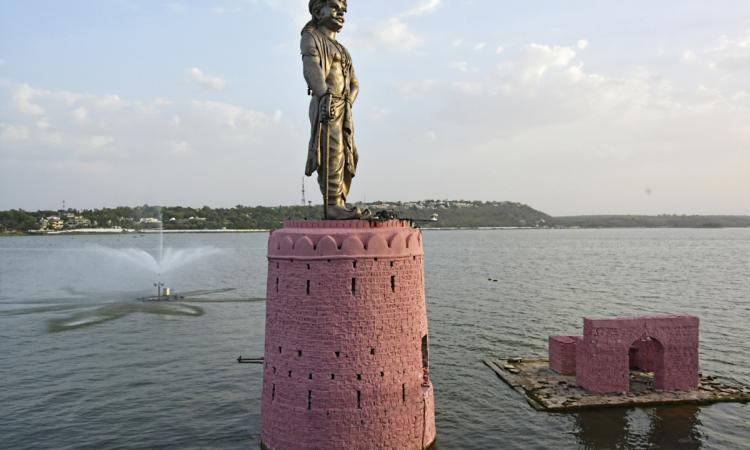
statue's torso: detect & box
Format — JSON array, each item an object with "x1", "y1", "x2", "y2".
[
  {"x1": 304, "y1": 29, "x2": 352, "y2": 97},
  {"x1": 326, "y1": 50, "x2": 347, "y2": 96}
]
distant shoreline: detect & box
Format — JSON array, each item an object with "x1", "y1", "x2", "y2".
[
  {"x1": 3, "y1": 226, "x2": 750, "y2": 237},
  {"x1": 4, "y1": 202, "x2": 750, "y2": 233}
]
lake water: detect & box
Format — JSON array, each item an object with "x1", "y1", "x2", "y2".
[{"x1": 1, "y1": 229, "x2": 748, "y2": 449}]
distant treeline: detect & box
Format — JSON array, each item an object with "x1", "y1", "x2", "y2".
[
  {"x1": 1, "y1": 203, "x2": 749, "y2": 233},
  {"x1": 0, "y1": 205, "x2": 318, "y2": 232},
  {"x1": 551, "y1": 215, "x2": 750, "y2": 228},
  {"x1": 0, "y1": 201, "x2": 548, "y2": 232}
]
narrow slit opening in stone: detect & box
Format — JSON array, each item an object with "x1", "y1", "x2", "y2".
[
  {"x1": 402, "y1": 384, "x2": 406, "y2": 402},
  {"x1": 353, "y1": 260, "x2": 357, "y2": 268},
  {"x1": 306, "y1": 280, "x2": 310, "y2": 295},
  {"x1": 278, "y1": 346, "x2": 282, "y2": 353},
  {"x1": 272, "y1": 383, "x2": 275, "y2": 401},
  {"x1": 351, "y1": 278, "x2": 356, "y2": 296},
  {"x1": 390, "y1": 261, "x2": 394, "y2": 268},
  {"x1": 335, "y1": 351, "x2": 340, "y2": 357},
  {"x1": 370, "y1": 348, "x2": 375, "y2": 355},
  {"x1": 391, "y1": 275, "x2": 396, "y2": 293},
  {"x1": 357, "y1": 373, "x2": 362, "y2": 380},
  {"x1": 275, "y1": 278, "x2": 279, "y2": 293},
  {"x1": 309, "y1": 373, "x2": 313, "y2": 379},
  {"x1": 306, "y1": 264, "x2": 310, "y2": 270},
  {"x1": 298, "y1": 350, "x2": 302, "y2": 357},
  {"x1": 288, "y1": 370, "x2": 292, "y2": 378},
  {"x1": 331, "y1": 374, "x2": 335, "y2": 380},
  {"x1": 308, "y1": 390, "x2": 312, "y2": 410},
  {"x1": 357, "y1": 390, "x2": 361, "y2": 409}
]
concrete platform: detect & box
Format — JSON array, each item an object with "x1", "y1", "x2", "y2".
[{"x1": 484, "y1": 358, "x2": 750, "y2": 412}]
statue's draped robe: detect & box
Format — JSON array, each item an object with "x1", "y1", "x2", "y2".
[{"x1": 301, "y1": 28, "x2": 358, "y2": 206}]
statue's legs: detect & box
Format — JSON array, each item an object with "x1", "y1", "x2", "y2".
[{"x1": 318, "y1": 119, "x2": 347, "y2": 208}]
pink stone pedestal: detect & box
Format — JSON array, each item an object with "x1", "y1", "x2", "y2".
[
  {"x1": 549, "y1": 336, "x2": 578, "y2": 376},
  {"x1": 260, "y1": 220, "x2": 436, "y2": 450}
]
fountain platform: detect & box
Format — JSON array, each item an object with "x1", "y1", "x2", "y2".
[
  {"x1": 484, "y1": 358, "x2": 750, "y2": 412},
  {"x1": 137, "y1": 294, "x2": 185, "y2": 302}
]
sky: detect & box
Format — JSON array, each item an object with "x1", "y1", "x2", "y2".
[{"x1": 1, "y1": 0, "x2": 749, "y2": 215}]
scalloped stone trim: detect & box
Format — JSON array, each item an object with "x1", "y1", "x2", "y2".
[{"x1": 268, "y1": 220, "x2": 423, "y2": 260}]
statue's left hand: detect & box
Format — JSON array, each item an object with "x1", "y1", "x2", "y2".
[{"x1": 320, "y1": 93, "x2": 335, "y2": 122}]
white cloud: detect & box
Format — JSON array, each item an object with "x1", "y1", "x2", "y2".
[
  {"x1": 474, "y1": 42, "x2": 487, "y2": 52},
  {"x1": 368, "y1": 106, "x2": 389, "y2": 121},
  {"x1": 71, "y1": 107, "x2": 89, "y2": 124},
  {"x1": 496, "y1": 46, "x2": 505, "y2": 55},
  {"x1": 253, "y1": 0, "x2": 309, "y2": 26},
  {"x1": 13, "y1": 84, "x2": 46, "y2": 116},
  {"x1": 186, "y1": 67, "x2": 228, "y2": 91},
  {"x1": 515, "y1": 43, "x2": 578, "y2": 82},
  {"x1": 682, "y1": 27, "x2": 750, "y2": 72},
  {"x1": 449, "y1": 61, "x2": 478, "y2": 73},
  {"x1": 382, "y1": 37, "x2": 750, "y2": 214},
  {"x1": 397, "y1": 79, "x2": 437, "y2": 96},
  {"x1": 682, "y1": 50, "x2": 697, "y2": 63},
  {"x1": 88, "y1": 135, "x2": 115, "y2": 150},
  {"x1": 400, "y1": 0, "x2": 441, "y2": 18},
  {"x1": 450, "y1": 61, "x2": 469, "y2": 72},
  {"x1": 708, "y1": 29, "x2": 750, "y2": 70},
  {"x1": 0, "y1": 80, "x2": 289, "y2": 208},
  {"x1": 168, "y1": 140, "x2": 190, "y2": 154},
  {"x1": 350, "y1": 0, "x2": 443, "y2": 53},
  {"x1": 577, "y1": 39, "x2": 589, "y2": 50},
  {"x1": 366, "y1": 18, "x2": 423, "y2": 53},
  {"x1": 0, "y1": 123, "x2": 29, "y2": 142}
]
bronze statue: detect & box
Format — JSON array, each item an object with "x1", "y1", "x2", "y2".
[{"x1": 301, "y1": 0, "x2": 367, "y2": 219}]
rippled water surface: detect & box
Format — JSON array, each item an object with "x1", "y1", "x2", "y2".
[{"x1": 1, "y1": 229, "x2": 748, "y2": 449}]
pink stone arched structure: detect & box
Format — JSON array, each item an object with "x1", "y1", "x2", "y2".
[
  {"x1": 549, "y1": 315, "x2": 700, "y2": 394},
  {"x1": 261, "y1": 220, "x2": 436, "y2": 450},
  {"x1": 575, "y1": 315, "x2": 699, "y2": 394}
]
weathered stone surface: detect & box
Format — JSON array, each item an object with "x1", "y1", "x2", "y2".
[
  {"x1": 548, "y1": 315, "x2": 700, "y2": 394},
  {"x1": 548, "y1": 336, "x2": 577, "y2": 375},
  {"x1": 261, "y1": 220, "x2": 436, "y2": 450},
  {"x1": 484, "y1": 358, "x2": 750, "y2": 412}
]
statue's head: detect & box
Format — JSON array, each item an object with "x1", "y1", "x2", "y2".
[{"x1": 306, "y1": 0, "x2": 347, "y2": 33}]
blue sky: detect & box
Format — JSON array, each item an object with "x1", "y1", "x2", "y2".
[{"x1": 1, "y1": 0, "x2": 749, "y2": 214}]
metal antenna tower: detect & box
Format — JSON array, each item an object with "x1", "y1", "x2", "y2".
[{"x1": 301, "y1": 177, "x2": 307, "y2": 206}]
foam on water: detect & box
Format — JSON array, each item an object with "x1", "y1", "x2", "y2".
[
  {"x1": 89, "y1": 245, "x2": 222, "y2": 274},
  {"x1": 47, "y1": 302, "x2": 205, "y2": 333}
]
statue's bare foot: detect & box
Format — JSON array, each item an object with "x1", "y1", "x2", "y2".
[{"x1": 326, "y1": 205, "x2": 370, "y2": 220}]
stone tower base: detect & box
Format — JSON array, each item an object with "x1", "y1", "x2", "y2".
[{"x1": 260, "y1": 220, "x2": 436, "y2": 450}]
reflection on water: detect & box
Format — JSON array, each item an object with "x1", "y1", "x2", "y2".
[
  {"x1": 47, "y1": 302, "x2": 205, "y2": 332},
  {"x1": 575, "y1": 406, "x2": 702, "y2": 449},
  {"x1": 648, "y1": 406, "x2": 703, "y2": 450},
  {"x1": 0, "y1": 292, "x2": 263, "y2": 332}
]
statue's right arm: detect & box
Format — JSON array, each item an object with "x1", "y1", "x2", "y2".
[{"x1": 302, "y1": 55, "x2": 328, "y2": 98}]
